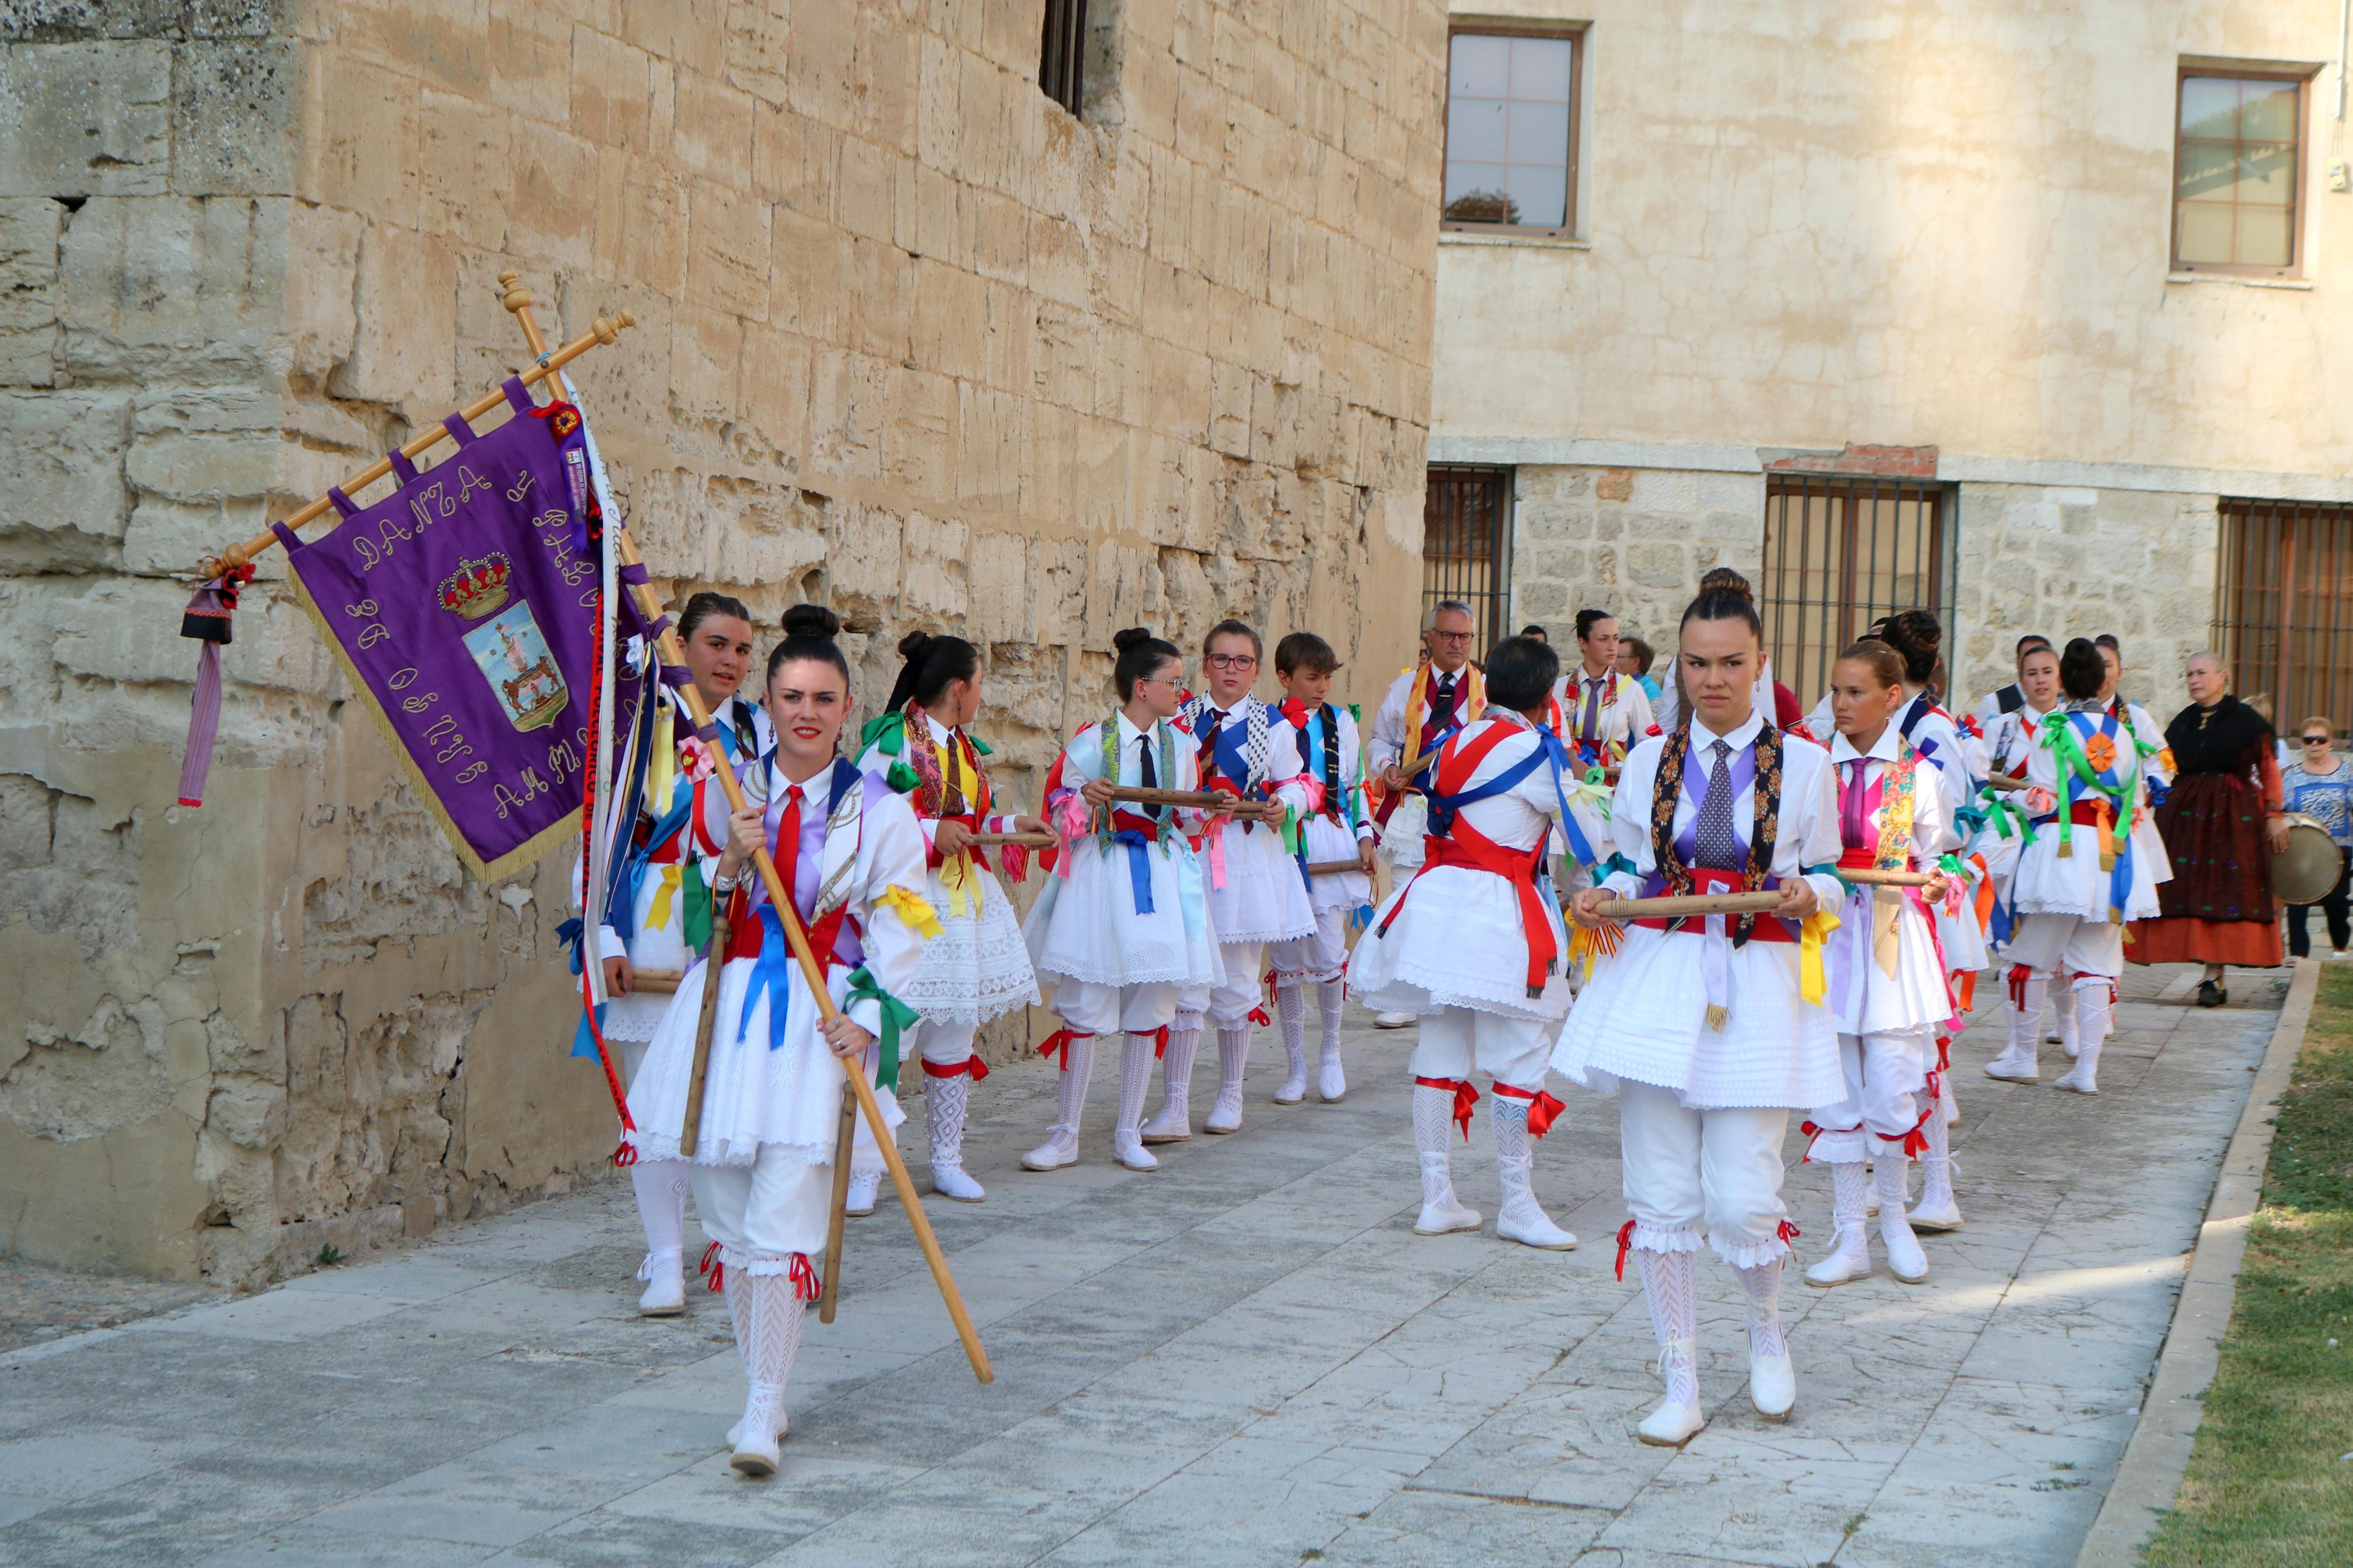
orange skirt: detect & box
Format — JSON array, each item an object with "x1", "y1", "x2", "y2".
[{"x1": 2126, "y1": 916, "x2": 2283, "y2": 968}]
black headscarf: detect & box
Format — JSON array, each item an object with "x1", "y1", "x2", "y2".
[{"x1": 2165, "y1": 692, "x2": 2272, "y2": 777}]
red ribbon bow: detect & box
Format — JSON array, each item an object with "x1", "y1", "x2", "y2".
[
  {"x1": 789, "y1": 1254, "x2": 822, "y2": 1302},
  {"x1": 1776, "y1": 1218, "x2": 1803, "y2": 1245},
  {"x1": 1039, "y1": 1027, "x2": 1093, "y2": 1071},
  {"x1": 1415, "y1": 1075, "x2": 1480, "y2": 1139},
  {"x1": 698, "y1": 1240, "x2": 725, "y2": 1293},
  {"x1": 1614, "y1": 1219, "x2": 1637, "y2": 1281},
  {"x1": 1247, "y1": 1005, "x2": 1273, "y2": 1028},
  {"x1": 1492, "y1": 1083, "x2": 1566, "y2": 1138},
  {"x1": 922, "y1": 1056, "x2": 991, "y2": 1082},
  {"x1": 611, "y1": 1139, "x2": 638, "y2": 1169},
  {"x1": 1151, "y1": 1024, "x2": 1171, "y2": 1059},
  {"x1": 2006, "y1": 962, "x2": 2034, "y2": 1009}
]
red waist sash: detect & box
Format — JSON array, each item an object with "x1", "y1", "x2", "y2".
[
  {"x1": 1381, "y1": 829, "x2": 1557, "y2": 995},
  {"x1": 1632, "y1": 865, "x2": 1797, "y2": 942}
]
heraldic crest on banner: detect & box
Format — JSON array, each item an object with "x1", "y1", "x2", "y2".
[{"x1": 270, "y1": 374, "x2": 607, "y2": 881}]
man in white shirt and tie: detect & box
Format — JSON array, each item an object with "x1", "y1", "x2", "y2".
[{"x1": 1367, "y1": 600, "x2": 1485, "y2": 1027}]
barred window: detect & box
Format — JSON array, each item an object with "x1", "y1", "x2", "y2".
[
  {"x1": 2215, "y1": 499, "x2": 2353, "y2": 735},
  {"x1": 1423, "y1": 467, "x2": 1514, "y2": 652},
  {"x1": 1760, "y1": 476, "x2": 1945, "y2": 703},
  {"x1": 1040, "y1": 0, "x2": 1089, "y2": 116}
]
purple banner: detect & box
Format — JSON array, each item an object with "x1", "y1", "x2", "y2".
[{"x1": 280, "y1": 378, "x2": 601, "y2": 880}]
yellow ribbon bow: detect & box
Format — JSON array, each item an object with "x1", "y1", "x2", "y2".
[
  {"x1": 877, "y1": 883, "x2": 945, "y2": 939},
  {"x1": 1798, "y1": 905, "x2": 1842, "y2": 1006},
  {"x1": 646, "y1": 863, "x2": 684, "y2": 931}
]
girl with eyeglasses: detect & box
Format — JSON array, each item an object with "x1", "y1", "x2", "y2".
[
  {"x1": 2284, "y1": 719, "x2": 2353, "y2": 958},
  {"x1": 1149, "y1": 621, "x2": 1318, "y2": 1140},
  {"x1": 1020, "y1": 628, "x2": 1234, "y2": 1173}
]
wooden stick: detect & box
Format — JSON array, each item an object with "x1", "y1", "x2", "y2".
[
  {"x1": 629, "y1": 968, "x2": 683, "y2": 994},
  {"x1": 1306, "y1": 860, "x2": 1369, "y2": 876},
  {"x1": 676, "y1": 909, "x2": 730, "y2": 1157},
  {"x1": 1593, "y1": 890, "x2": 1787, "y2": 919},
  {"x1": 966, "y1": 831, "x2": 1055, "y2": 848},
  {"x1": 1102, "y1": 785, "x2": 1228, "y2": 810},
  {"x1": 1985, "y1": 773, "x2": 2029, "y2": 794},
  {"x1": 502, "y1": 282, "x2": 986, "y2": 1382},
  {"x1": 818, "y1": 1091, "x2": 857, "y2": 1325},
  {"x1": 200, "y1": 311, "x2": 637, "y2": 577},
  {"x1": 1839, "y1": 868, "x2": 1934, "y2": 887}
]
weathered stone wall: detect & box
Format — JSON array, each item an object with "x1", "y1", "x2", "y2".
[
  {"x1": 0, "y1": 0, "x2": 1447, "y2": 1282},
  {"x1": 1509, "y1": 464, "x2": 1761, "y2": 659}
]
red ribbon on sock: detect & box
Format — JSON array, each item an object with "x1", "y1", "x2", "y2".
[
  {"x1": 1492, "y1": 1082, "x2": 1566, "y2": 1137},
  {"x1": 1415, "y1": 1075, "x2": 1479, "y2": 1139},
  {"x1": 612, "y1": 1140, "x2": 638, "y2": 1168},
  {"x1": 789, "y1": 1254, "x2": 821, "y2": 1302},
  {"x1": 1039, "y1": 1027, "x2": 1092, "y2": 1071},
  {"x1": 698, "y1": 1240, "x2": 725, "y2": 1293},
  {"x1": 1777, "y1": 1218, "x2": 1803, "y2": 1245},
  {"x1": 922, "y1": 1055, "x2": 990, "y2": 1082},
  {"x1": 2007, "y1": 962, "x2": 2033, "y2": 1009},
  {"x1": 1248, "y1": 1005, "x2": 1273, "y2": 1027},
  {"x1": 1151, "y1": 1024, "x2": 1171, "y2": 1059},
  {"x1": 1614, "y1": 1219, "x2": 1637, "y2": 1281}
]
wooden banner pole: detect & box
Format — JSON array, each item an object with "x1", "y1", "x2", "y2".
[
  {"x1": 1592, "y1": 890, "x2": 1787, "y2": 920},
  {"x1": 497, "y1": 280, "x2": 989, "y2": 1384}
]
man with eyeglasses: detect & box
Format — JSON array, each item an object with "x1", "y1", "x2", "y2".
[
  {"x1": 1366, "y1": 602, "x2": 1489, "y2": 1026},
  {"x1": 2283, "y1": 719, "x2": 2353, "y2": 959}
]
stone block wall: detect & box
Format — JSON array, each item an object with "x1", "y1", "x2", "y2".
[
  {"x1": 0, "y1": 0, "x2": 1447, "y2": 1282},
  {"x1": 1509, "y1": 464, "x2": 1762, "y2": 658}
]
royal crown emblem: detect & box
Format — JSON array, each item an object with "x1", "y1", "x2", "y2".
[{"x1": 439, "y1": 553, "x2": 513, "y2": 621}]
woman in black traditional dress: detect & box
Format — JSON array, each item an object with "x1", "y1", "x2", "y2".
[{"x1": 2130, "y1": 652, "x2": 2288, "y2": 1005}]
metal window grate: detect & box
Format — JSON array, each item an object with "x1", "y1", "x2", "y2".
[
  {"x1": 2214, "y1": 499, "x2": 2353, "y2": 735},
  {"x1": 1760, "y1": 476, "x2": 1944, "y2": 704},
  {"x1": 1040, "y1": 0, "x2": 1089, "y2": 116},
  {"x1": 1422, "y1": 467, "x2": 1514, "y2": 651}
]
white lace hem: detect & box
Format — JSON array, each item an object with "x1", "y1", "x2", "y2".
[
  {"x1": 719, "y1": 1245, "x2": 812, "y2": 1277},
  {"x1": 1712, "y1": 1231, "x2": 1793, "y2": 1269},
  {"x1": 1630, "y1": 1224, "x2": 1702, "y2": 1254},
  {"x1": 623, "y1": 1132, "x2": 832, "y2": 1170}
]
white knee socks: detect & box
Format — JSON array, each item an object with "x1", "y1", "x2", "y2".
[
  {"x1": 1490, "y1": 1094, "x2": 1575, "y2": 1249},
  {"x1": 725, "y1": 1270, "x2": 805, "y2": 1473},
  {"x1": 1147, "y1": 1015, "x2": 1204, "y2": 1140},
  {"x1": 1638, "y1": 1244, "x2": 1701, "y2": 1409},
  {"x1": 630, "y1": 1157, "x2": 690, "y2": 1280},
  {"x1": 1990, "y1": 970, "x2": 2046, "y2": 1079},
  {"x1": 926, "y1": 1072, "x2": 984, "y2": 1201},
  {"x1": 1274, "y1": 979, "x2": 1308, "y2": 1103},
  {"x1": 1316, "y1": 977, "x2": 1346, "y2": 1101},
  {"x1": 1112, "y1": 1032, "x2": 1159, "y2": 1169},
  {"x1": 1734, "y1": 1256, "x2": 1786, "y2": 1357},
  {"x1": 1021, "y1": 1033, "x2": 1095, "y2": 1170},
  {"x1": 1805, "y1": 1161, "x2": 1872, "y2": 1285},
  {"x1": 2056, "y1": 981, "x2": 2109, "y2": 1094},
  {"x1": 1205, "y1": 1025, "x2": 1250, "y2": 1133},
  {"x1": 1411, "y1": 1082, "x2": 1479, "y2": 1234}
]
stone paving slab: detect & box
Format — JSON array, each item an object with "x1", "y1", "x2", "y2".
[{"x1": 0, "y1": 965, "x2": 2286, "y2": 1567}]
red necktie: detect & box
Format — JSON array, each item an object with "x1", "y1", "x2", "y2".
[{"x1": 772, "y1": 784, "x2": 804, "y2": 913}]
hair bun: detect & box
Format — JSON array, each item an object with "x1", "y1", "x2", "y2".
[
  {"x1": 782, "y1": 603, "x2": 840, "y2": 639},
  {"x1": 1112, "y1": 627, "x2": 1156, "y2": 655},
  {"x1": 897, "y1": 629, "x2": 935, "y2": 660},
  {"x1": 1697, "y1": 566, "x2": 1755, "y2": 603}
]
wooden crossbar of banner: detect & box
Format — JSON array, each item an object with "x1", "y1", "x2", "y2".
[{"x1": 198, "y1": 308, "x2": 639, "y2": 577}]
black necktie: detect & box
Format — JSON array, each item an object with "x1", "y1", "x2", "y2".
[{"x1": 1138, "y1": 733, "x2": 1158, "y2": 791}]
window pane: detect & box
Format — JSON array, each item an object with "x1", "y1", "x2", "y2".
[
  {"x1": 2242, "y1": 141, "x2": 2297, "y2": 205},
  {"x1": 2177, "y1": 201, "x2": 2235, "y2": 263},
  {"x1": 1506, "y1": 161, "x2": 1568, "y2": 227},
  {"x1": 1448, "y1": 95, "x2": 1509, "y2": 163},
  {"x1": 2238, "y1": 204, "x2": 2294, "y2": 266},
  {"x1": 1450, "y1": 33, "x2": 1510, "y2": 99},
  {"x1": 1508, "y1": 35, "x2": 1574, "y2": 102},
  {"x1": 2242, "y1": 83, "x2": 2298, "y2": 141},
  {"x1": 2177, "y1": 138, "x2": 2237, "y2": 201},
  {"x1": 2181, "y1": 76, "x2": 2240, "y2": 138},
  {"x1": 1507, "y1": 98, "x2": 1571, "y2": 167}
]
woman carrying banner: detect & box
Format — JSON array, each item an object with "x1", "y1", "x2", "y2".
[
  {"x1": 624, "y1": 605, "x2": 937, "y2": 1477},
  {"x1": 853, "y1": 631, "x2": 1046, "y2": 1205},
  {"x1": 1801, "y1": 642, "x2": 1957, "y2": 1288},
  {"x1": 1021, "y1": 628, "x2": 1232, "y2": 1173},
  {"x1": 1987, "y1": 638, "x2": 2169, "y2": 1093},
  {"x1": 573, "y1": 591, "x2": 762, "y2": 1317},
  {"x1": 1147, "y1": 621, "x2": 1316, "y2": 1141},
  {"x1": 1348, "y1": 633, "x2": 1581, "y2": 1253},
  {"x1": 1555, "y1": 585, "x2": 1846, "y2": 1446},
  {"x1": 1266, "y1": 631, "x2": 1378, "y2": 1104}
]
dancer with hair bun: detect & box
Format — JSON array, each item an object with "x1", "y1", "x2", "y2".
[
  {"x1": 853, "y1": 631, "x2": 1046, "y2": 1206},
  {"x1": 1021, "y1": 628, "x2": 1231, "y2": 1172},
  {"x1": 624, "y1": 605, "x2": 938, "y2": 1477},
  {"x1": 1556, "y1": 585, "x2": 1846, "y2": 1446},
  {"x1": 1652, "y1": 568, "x2": 1793, "y2": 733},
  {"x1": 1149, "y1": 620, "x2": 1317, "y2": 1139},
  {"x1": 573, "y1": 591, "x2": 762, "y2": 1317},
  {"x1": 1801, "y1": 641, "x2": 1957, "y2": 1288},
  {"x1": 1350, "y1": 633, "x2": 1581, "y2": 1254}
]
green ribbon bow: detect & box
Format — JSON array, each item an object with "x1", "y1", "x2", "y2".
[
  {"x1": 844, "y1": 966, "x2": 920, "y2": 1092},
  {"x1": 681, "y1": 861, "x2": 712, "y2": 953}
]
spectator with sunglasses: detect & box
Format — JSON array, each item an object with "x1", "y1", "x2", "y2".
[{"x1": 2283, "y1": 717, "x2": 2353, "y2": 958}]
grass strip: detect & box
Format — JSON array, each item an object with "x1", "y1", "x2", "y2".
[{"x1": 2144, "y1": 965, "x2": 2353, "y2": 1566}]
